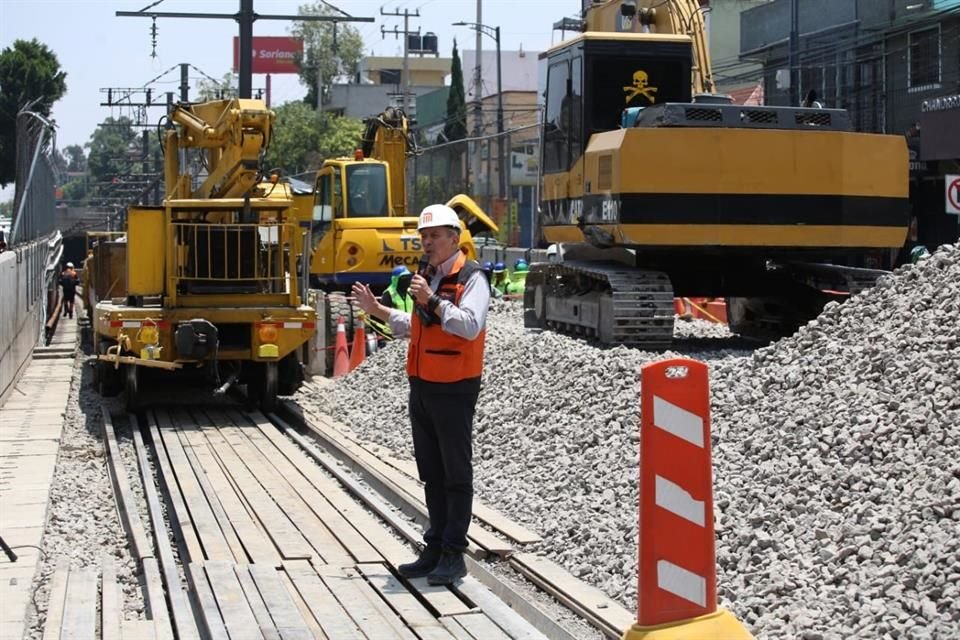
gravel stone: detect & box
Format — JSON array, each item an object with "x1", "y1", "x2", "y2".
[
  {"x1": 24, "y1": 359, "x2": 147, "y2": 638},
  {"x1": 300, "y1": 244, "x2": 960, "y2": 639}
]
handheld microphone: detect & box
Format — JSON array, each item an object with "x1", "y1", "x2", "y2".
[{"x1": 414, "y1": 255, "x2": 436, "y2": 325}]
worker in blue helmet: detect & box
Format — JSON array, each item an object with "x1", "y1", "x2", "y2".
[
  {"x1": 910, "y1": 245, "x2": 930, "y2": 264},
  {"x1": 366, "y1": 266, "x2": 414, "y2": 340},
  {"x1": 380, "y1": 265, "x2": 414, "y2": 312},
  {"x1": 506, "y1": 259, "x2": 529, "y2": 295},
  {"x1": 492, "y1": 261, "x2": 511, "y2": 295},
  {"x1": 481, "y1": 261, "x2": 499, "y2": 297}
]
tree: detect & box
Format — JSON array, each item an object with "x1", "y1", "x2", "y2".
[
  {"x1": 62, "y1": 144, "x2": 87, "y2": 173},
  {"x1": 196, "y1": 72, "x2": 238, "y2": 101},
  {"x1": 0, "y1": 39, "x2": 67, "y2": 186},
  {"x1": 443, "y1": 40, "x2": 467, "y2": 143},
  {"x1": 60, "y1": 176, "x2": 89, "y2": 206},
  {"x1": 291, "y1": 3, "x2": 364, "y2": 108},
  {"x1": 85, "y1": 117, "x2": 141, "y2": 186},
  {"x1": 264, "y1": 101, "x2": 363, "y2": 176}
]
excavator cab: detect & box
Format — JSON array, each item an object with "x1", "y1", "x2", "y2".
[
  {"x1": 541, "y1": 33, "x2": 694, "y2": 182},
  {"x1": 311, "y1": 158, "x2": 392, "y2": 234}
]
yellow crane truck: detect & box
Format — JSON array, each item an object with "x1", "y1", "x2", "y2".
[
  {"x1": 90, "y1": 98, "x2": 316, "y2": 411},
  {"x1": 525, "y1": 0, "x2": 909, "y2": 347}
]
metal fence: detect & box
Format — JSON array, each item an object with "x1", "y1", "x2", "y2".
[
  {"x1": 10, "y1": 109, "x2": 58, "y2": 246},
  {"x1": 408, "y1": 124, "x2": 542, "y2": 248}
]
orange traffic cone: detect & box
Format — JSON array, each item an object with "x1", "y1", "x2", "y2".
[
  {"x1": 348, "y1": 317, "x2": 366, "y2": 372},
  {"x1": 333, "y1": 316, "x2": 350, "y2": 377}
]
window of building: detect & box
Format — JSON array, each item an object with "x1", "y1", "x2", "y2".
[
  {"x1": 908, "y1": 26, "x2": 941, "y2": 92},
  {"x1": 380, "y1": 69, "x2": 401, "y2": 85}
]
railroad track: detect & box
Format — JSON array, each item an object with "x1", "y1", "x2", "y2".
[{"x1": 84, "y1": 397, "x2": 637, "y2": 640}]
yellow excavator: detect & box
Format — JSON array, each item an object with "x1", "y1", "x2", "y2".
[
  {"x1": 90, "y1": 98, "x2": 317, "y2": 410},
  {"x1": 525, "y1": 0, "x2": 909, "y2": 346},
  {"x1": 307, "y1": 107, "x2": 498, "y2": 289},
  {"x1": 301, "y1": 106, "x2": 499, "y2": 371}
]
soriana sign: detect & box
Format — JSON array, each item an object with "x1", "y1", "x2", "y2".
[{"x1": 233, "y1": 37, "x2": 303, "y2": 74}]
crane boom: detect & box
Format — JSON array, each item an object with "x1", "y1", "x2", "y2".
[{"x1": 164, "y1": 98, "x2": 274, "y2": 200}]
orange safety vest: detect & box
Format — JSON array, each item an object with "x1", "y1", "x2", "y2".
[{"x1": 406, "y1": 252, "x2": 486, "y2": 383}]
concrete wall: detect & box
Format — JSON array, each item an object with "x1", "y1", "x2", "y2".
[{"x1": 0, "y1": 236, "x2": 61, "y2": 405}]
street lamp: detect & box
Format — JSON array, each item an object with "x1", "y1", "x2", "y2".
[{"x1": 453, "y1": 21, "x2": 505, "y2": 201}]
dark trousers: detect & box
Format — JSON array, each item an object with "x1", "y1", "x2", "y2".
[
  {"x1": 62, "y1": 291, "x2": 75, "y2": 317},
  {"x1": 409, "y1": 379, "x2": 479, "y2": 553}
]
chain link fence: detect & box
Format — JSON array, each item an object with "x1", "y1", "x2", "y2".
[
  {"x1": 408, "y1": 124, "x2": 541, "y2": 248},
  {"x1": 9, "y1": 108, "x2": 58, "y2": 246}
]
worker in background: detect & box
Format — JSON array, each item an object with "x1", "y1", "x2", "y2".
[
  {"x1": 60, "y1": 262, "x2": 78, "y2": 319},
  {"x1": 491, "y1": 261, "x2": 511, "y2": 296},
  {"x1": 351, "y1": 204, "x2": 490, "y2": 587},
  {"x1": 481, "y1": 261, "x2": 501, "y2": 298},
  {"x1": 506, "y1": 259, "x2": 529, "y2": 295},
  {"x1": 910, "y1": 245, "x2": 931, "y2": 264},
  {"x1": 366, "y1": 266, "x2": 414, "y2": 341},
  {"x1": 380, "y1": 265, "x2": 414, "y2": 312},
  {"x1": 481, "y1": 260, "x2": 494, "y2": 283}
]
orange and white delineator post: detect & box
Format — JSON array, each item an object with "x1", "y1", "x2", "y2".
[{"x1": 623, "y1": 358, "x2": 753, "y2": 639}]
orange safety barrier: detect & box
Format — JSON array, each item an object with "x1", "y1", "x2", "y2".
[
  {"x1": 706, "y1": 300, "x2": 727, "y2": 324},
  {"x1": 624, "y1": 358, "x2": 751, "y2": 639},
  {"x1": 332, "y1": 316, "x2": 350, "y2": 377},
  {"x1": 348, "y1": 319, "x2": 366, "y2": 372}
]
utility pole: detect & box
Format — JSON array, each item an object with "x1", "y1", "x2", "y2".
[
  {"x1": 381, "y1": 8, "x2": 422, "y2": 113},
  {"x1": 117, "y1": 0, "x2": 374, "y2": 99},
  {"x1": 316, "y1": 65, "x2": 323, "y2": 115},
  {"x1": 179, "y1": 63, "x2": 190, "y2": 102},
  {"x1": 453, "y1": 20, "x2": 503, "y2": 199},
  {"x1": 473, "y1": 0, "x2": 483, "y2": 194},
  {"x1": 494, "y1": 25, "x2": 504, "y2": 200}
]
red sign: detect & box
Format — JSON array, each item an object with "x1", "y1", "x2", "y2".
[{"x1": 232, "y1": 36, "x2": 303, "y2": 74}]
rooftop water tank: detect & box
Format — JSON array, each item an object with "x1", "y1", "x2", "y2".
[{"x1": 422, "y1": 32, "x2": 438, "y2": 55}]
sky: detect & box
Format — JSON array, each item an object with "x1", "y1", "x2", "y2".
[{"x1": 1, "y1": 0, "x2": 578, "y2": 153}]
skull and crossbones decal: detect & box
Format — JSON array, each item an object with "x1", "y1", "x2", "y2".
[{"x1": 624, "y1": 70, "x2": 658, "y2": 104}]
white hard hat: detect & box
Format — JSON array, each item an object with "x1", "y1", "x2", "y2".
[
  {"x1": 66, "y1": 262, "x2": 74, "y2": 268},
  {"x1": 417, "y1": 204, "x2": 461, "y2": 231}
]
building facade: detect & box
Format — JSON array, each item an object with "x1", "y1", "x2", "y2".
[
  {"x1": 327, "y1": 54, "x2": 452, "y2": 121},
  {"x1": 741, "y1": 0, "x2": 960, "y2": 247}
]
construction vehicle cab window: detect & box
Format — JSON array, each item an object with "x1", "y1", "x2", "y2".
[{"x1": 345, "y1": 164, "x2": 388, "y2": 217}]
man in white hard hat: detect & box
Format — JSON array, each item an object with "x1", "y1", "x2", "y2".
[{"x1": 352, "y1": 203, "x2": 490, "y2": 586}]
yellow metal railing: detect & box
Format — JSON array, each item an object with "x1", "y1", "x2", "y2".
[{"x1": 172, "y1": 220, "x2": 296, "y2": 296}]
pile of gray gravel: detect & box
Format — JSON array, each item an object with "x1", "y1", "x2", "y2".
[{"x1": 300, "y1": 244, "x2": 960, "y2": 639}]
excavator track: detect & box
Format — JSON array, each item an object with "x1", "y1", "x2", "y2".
[{"x1": 524, "y1": 262, "x2": 676, "y2": 350}]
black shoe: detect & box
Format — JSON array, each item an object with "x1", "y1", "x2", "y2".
[
  {"x1": 426, "y1": 550, "x2": 467, "y2": 585},
  {"x1": 397, "y1": 546, "x2": 442, "y2": 579}
]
